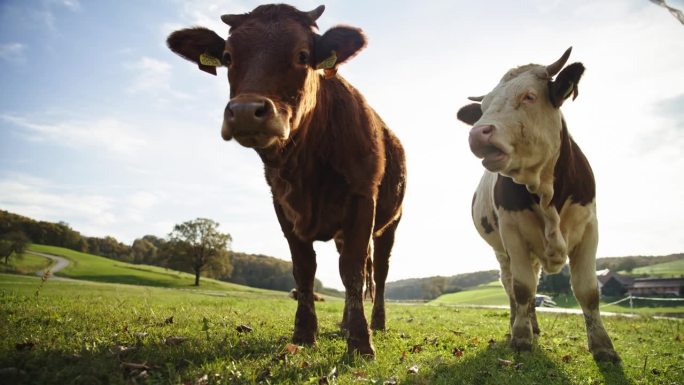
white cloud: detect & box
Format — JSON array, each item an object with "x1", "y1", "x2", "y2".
[
  {"x1": 127, "y1": 56, "x2": 190, "y2": 100},
  {"x1": 0, "y1": 175, "x2": 116, "y2": 228},
  {"x1": 57, "y1": 0, "x2": 81, "y2": 11},
  {"x1": 0, "y1": 173, "x2": 173, "y2": 242},
  {"x1": 0, "y1": 43, "x2": 26, "y2": 63},
  {"x1": 2, "y1": 114, "x2": 147, "y2": 156}
]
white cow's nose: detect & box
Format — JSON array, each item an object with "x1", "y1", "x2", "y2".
[{"x1": 469, "y1": 124, "x2": 495, "y2": 158}]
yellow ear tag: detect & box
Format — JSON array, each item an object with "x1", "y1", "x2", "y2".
[
  {"x1": 316, "y1": 51, "x2": 337, "y2": 70},
  {"x1": 199, "y1": 52, "x2": 222, "y2": 67}
]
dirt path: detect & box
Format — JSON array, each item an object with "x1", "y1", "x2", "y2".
[{"x1": 29, "y1": 251, "x2": 70, "y2": 276}]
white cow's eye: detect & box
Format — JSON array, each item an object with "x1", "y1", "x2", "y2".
[{"x1": 523, "y1": 92, "x2": 537, "y2": 102}]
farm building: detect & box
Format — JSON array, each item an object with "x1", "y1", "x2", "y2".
[
  {"x1": 628, "y1": 278, "x2": 684, "y2": 297},
  {"x1": 597, "y1": 270, "x2": 634, "y2": 297}
]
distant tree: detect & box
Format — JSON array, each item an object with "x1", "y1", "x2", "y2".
[
  {"x1": 0, "y1": 231, "x2": 31, "y2": 264},
  {"x1": 131, "y1": 238, "x2": 158, "y2": 264},
  {"x1": 619, "y1": 259, "x2": 638, "y2": 273},
  {"x1": 168, "y1": 218, "x2": 232, "y2": 286},
  {"x1": 538, "y1": 265, "x2": 572, "y2": 295}
]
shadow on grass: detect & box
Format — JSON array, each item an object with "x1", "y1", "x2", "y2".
[
  {"x1": 67, "y1": 274, "x2": 180, "y2": 288},
  {"x1": 1, "y1": 329, "x2": 350, "y2": 385},
  {"x1": 596, "y1": 361, "x2": 631, "y2": 385},
  {"x1": 403, "y1": 337, "x2": 629, "y2": 385}
]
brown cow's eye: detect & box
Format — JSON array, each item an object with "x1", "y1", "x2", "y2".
[
  {"x1": 298, "y1": 51, "x2": 309, "y2": 66},
  {"x1": 222, "y1": 52, "x2": 232, "y2": 66}
]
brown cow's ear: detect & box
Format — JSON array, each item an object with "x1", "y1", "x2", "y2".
[
  {"x1": 167, "y1": 27, "x2": 226, "y2": 76},
  {"x1": 457, "y1": 103, "x2": 482, "y2": 126},
  {"x1": 314, "y1": 26, "x2": 367, "y2": 76},
  {"x1": 549, "y1": 62, "x2": 585, "y2": 108}
]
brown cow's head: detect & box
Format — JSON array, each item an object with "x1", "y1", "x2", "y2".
[
  {"x1": 167, "y1": 4, "x2": 367, "y2": 149},
  {"x1": 457, "y1": 47, "x2": 585, "y2": 192}
]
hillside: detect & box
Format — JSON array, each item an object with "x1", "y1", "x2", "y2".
[
  {"x1": 385, "y1": 270, "x2": 499, "y2": 300},
  {"x1": 596, "y1": 253, "x2": 684, "y2": 272},
  {"x1": 0, "y1": 209, "x2": 334, "y2": 293},
  {"x1": 625, "y1": 258, "x2": 684, "y2": 276},
  {"x1": 28, "y1": 244, "x2": 274, "y2": 294}
]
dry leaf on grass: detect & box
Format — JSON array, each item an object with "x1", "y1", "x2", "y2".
[
  {"x1": 165, "y1": 336, "x2": 187, "y2": 345},
  {"x1": 236, "y1": 324, "x2": 253, "y2": 333},
  {"x1": 497, "y1": 358, "x2": 523, "y2": 370}
]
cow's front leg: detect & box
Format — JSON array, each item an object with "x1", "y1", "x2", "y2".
[
  {"x1": 274, "y1": 202, "x2": 318, "y2": 345},
  {"x1": 569, "y1": 223, "x2": 621, "y2": 364},
  {"x1": 340, "y1": 193, "x2": 376, "y2": 357},
  {"x1": 505, "y1": 236, "x2": 537, "y2": 351},
  {"x1": 289, "y1": 238, "x2": 318, "y2": 345}
]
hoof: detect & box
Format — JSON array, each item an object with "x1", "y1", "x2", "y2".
[
  {"x1": 592, "y1": 349, "x2": 621, "y2": 364},
  {"x1": 347, "y1": 340, "x2": 376, "y2": 359},
  {"x1": 293, "y1": 332, "x2": 316, "y2": 346},
  {"x1": 370, "y1": 319, "x2": 386, "y2": 331},
  {"x1": 510, "y1": 337, "x2": 532, "y2": 352}
]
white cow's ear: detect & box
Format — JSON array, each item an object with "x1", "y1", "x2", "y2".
[
  {"x1": 457, "y1": 103, "x2": 482, "y2": 126},
  {"x1": 549, "y1": 62, "x2": 585, "y2": 107}
]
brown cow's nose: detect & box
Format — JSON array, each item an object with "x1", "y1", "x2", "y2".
[{"x1": 225, "y1": 97, "x2": 275, "y2": 126}]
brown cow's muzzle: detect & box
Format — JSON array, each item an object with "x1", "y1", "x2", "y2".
[
  {"x1": 469, "y1": 124, "x2": 509, "y2": 172},
  {"x1": 221, "y1": 95, "x2": 290, "y2": 149}
]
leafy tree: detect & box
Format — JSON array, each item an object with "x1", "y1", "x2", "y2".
[
  {"x1": 227, "y1": 252, "x2": 324, "y2": 292},
  {"x1": 131, "y1": 238, "x2": 158, "y2": 264},
  {"x1": 538, "y1": 265, "x2": 572, "y2": 295},
  {"x1": 168, "y1": 218, "x2": 232, "y2": 286},
  {"x1": 0, "y1": 231, "x2": 31, "y2": 264}
]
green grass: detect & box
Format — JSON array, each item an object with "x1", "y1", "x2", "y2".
[
  {"x1": 0, "y1": 253, "x2": 52, "y2": 275},
  {"x1": 28, "y1": 244, "x2": 270, "y2": 293},
  {"x1": 625, "y1": 259, "x2": 684, "y2": 277},
  {"x1": 1, "y1": 274, "x2": 682, "y2": 385},
  {"x1": 431, "y1": 281, "x2": 509, "y2": 306},
  {"x1": 432, "y1": 281, "x2": 684, "y2": 317}
]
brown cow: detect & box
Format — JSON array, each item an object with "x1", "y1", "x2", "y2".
[
  {"x1": 457, "y1": 48, "x2": 620, "y2": 363},
  {"x1": 167, "y1": 4, "x2": 406, "y2": 357}
]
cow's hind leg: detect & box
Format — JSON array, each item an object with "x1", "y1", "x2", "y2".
[
  {"x1": 495, "y1": 251, "x2": 517, "y2": 331},
  {"x1": 370, "y1": 218, "x2": 400, "y2": 331},
  {"x1": 529, "y1": 261, "x2": 541, "y2": 335},
  {"x1": 569, "y1": 224, "x2": 620, "y2": 364}
]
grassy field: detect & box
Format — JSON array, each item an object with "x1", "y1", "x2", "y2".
[
  {"x1": 626, "y1": 259, "x2": 684, "y2": 277},
  {"x1": 1, "y1": 274, "x2": 682, "y2": 385},
  {"x1": 28, "y1": 244, "x2": 270, "y2": 293},
  {"x1": 0, "y1": 253, "x2": 52, "y2": 275},
  {"x1": 431, "y1": 281, "x2": 509, "y2": 306},
  {"x1": 431, "y1": 281, "x2": 684, "y2": 317}
]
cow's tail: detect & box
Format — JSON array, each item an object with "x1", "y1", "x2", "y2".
[{"x1": 364, "y1": 255, "x2": 375, "y2": 302}]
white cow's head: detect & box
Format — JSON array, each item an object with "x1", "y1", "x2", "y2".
[{"x1": 458, "y1": 47, "x2": 584, "y2": 194}]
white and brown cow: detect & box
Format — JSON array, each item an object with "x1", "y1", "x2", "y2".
[{"x1": 457, "y1": 48, "x2": 620, "y2": 363}]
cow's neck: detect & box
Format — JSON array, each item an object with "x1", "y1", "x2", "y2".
[{"x1": 550, "y1": 118, "x2": 596, "y2": 211}]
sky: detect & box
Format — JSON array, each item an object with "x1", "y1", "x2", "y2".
[{"x1": 1, "y1": 0, "x2": 683, "y2": 290}]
